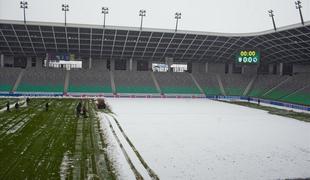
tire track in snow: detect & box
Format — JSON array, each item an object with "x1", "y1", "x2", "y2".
[
  {"x1": 110, "y1": 114, "x2": 160, "y2": 180},
  {"x1": 103, "y1": 114, "x2": 144, "y2": 180}
]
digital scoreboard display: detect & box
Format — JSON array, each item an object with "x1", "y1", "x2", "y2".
[{"x1": 236, "y1": 50, "x2": 260, "y2": 64}]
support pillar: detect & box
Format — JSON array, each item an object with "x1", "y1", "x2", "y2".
[
  {"x1": 89, "y1": 57, "x2": 92, "y2": 69},
  {"x1": 0, "y1": 54, "x2": 4, "y2": 68},
  {"x1": 26, "y1": 57, "x2": 31, "y2": 68},
  {"x1": 148, "y1": 61, "x2": 152, "y2": 71},
  {"x1": 228, "y1": 63, "x2": 233, "y2": 74},
  {"x1": 129, "y1": 58, "x2": 133, "y2": 71},
  {"x1": 110, "y1": 59, "x2": 115, "y2": 71},
  {"x1": 278, "y1": 63, "x2": 283, "y2": 75}
]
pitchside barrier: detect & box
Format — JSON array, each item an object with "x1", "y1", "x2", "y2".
[
  {"x1": 0, "y1": 92, "x2": 309, "y2": 111},
  {"x1": 217, "y1": 96, "x2": 310, "y2": 112}
]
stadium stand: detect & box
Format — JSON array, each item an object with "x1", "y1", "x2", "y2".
[
  {"x1": 114, "y1": 71, "x2": 159, "y2": 94},
  {"x1": 154, "y1": 72, "x2": 200, "y2": 94},
  {"x1": 192, "y1": 73, "x2": 222, "y2": 96},
  {"x1": 247, "y1": 75, "x2": 289, "y2": 97},
  {"x1": 68, "y1": 69, "x2": 112, "y2": 93},
  {"x1": 0, "y1": 67, "x2": 21, "y2": 92},
  {"x1": 281, "y1": 85, "x2": 310, "y2": 105},
  {"x1": 263, "y1": 74, "x2": 310, "y2": 101},
  {"x1": 220, "y1": 74, "x2": 254, "y2": 96},
  {"x1": 16, "y1": 68, "x2": 66, "y2": 92}
]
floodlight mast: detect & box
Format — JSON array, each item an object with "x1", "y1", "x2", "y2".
[
  {"x1": 268, "y1": 10, "x2": 277, "y2": 31},
  {"x1": 102, "y1": 7, "x2": 109, "y2": 28},
  {"x1": 20, "y1": 1, "x2": 28, "y2": 24},
  {"x1": 139, "y1": 9, "x2": 146, "y2": 31},
  {"x1": 175, "y1": 12, "x2": 181, "y2": 32},
  {"x1": 62, "y1": 4, "x2": 69, "y2": 26},
  {"x1": 295, "y1": 0, "x2": 304, "y2": 25}
]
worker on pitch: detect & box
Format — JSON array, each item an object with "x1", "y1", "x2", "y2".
[
  {"x1": 45, "y1": 102, "x2": 49, "y2": 111},
  {"x1": 6, "y1": 101, "x2": 10, "y2": 112},
  {"x1": 82, "y1": 104, "x2": 88, "y2": 118},
  {"x1": 76, "y1": 101, "x2": 82, "y2": 117},
  {"x1": 15, "y1": 102, "x2": 19, "y2": 110}
]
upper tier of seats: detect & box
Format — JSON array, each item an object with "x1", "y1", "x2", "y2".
[
  {"x1": 68, "y1": 69, "x2": 111, "y2": 93},
  {"x1": 220, "y1": 74, "x2": 254, "y2": 96},
  {"x1": 0, "y1": 67, "x2": 21, "y2": 92},
  {"x1": 154, "y1": 72, "x2": 200, "y2": 94},
  {"x1": 192, "y1": 73, "x2": 221, "y2": 95},
  {"x1": 114, "y1": 71, "x2": 158, "y2": 94},
  {"x1": 17, "y1": 68, "x2": 66, "y2": 92}
]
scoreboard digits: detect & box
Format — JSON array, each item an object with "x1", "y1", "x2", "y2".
[{"x1": 236, "y1": 50, "x2": 260, "y2": 64}]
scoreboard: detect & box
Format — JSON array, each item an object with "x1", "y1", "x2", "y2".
[{"x1": 236, "y1": 50, "x2": 260, "y2": 64}]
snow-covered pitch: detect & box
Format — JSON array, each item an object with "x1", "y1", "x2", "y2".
[{"x1": 102, "y1": 98, "x2": 310, "y2": 180}]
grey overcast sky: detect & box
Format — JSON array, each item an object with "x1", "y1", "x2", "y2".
[{"x1": 0, "y1": 0, "x2": 309, "y2": 33}]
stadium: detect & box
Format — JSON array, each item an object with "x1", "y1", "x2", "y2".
[{"x1": 0, "y1": 0, "x2": 310, "y2": 179}]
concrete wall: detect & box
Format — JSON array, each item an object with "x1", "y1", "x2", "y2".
[
  {"x1": 242, "y1": 65, "x2": 258, "y2": 75},
  {"x1": 192, "y1": 62, "x2": 205, "y2": 73},
  {"x1": 293, "y1": 64, "x2": 310, "y2": 73},
  {"x1": 207, "y1": 63, "x2": 225, "y2": 74},
  {"x1": 3, "y1": 55, "x2": 14, "y2": 66}
]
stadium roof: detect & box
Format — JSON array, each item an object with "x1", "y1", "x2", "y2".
[{"x1": 0, "y1": 19, "x2": 310, "y2": 64}]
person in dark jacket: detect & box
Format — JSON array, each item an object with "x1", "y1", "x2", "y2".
[
  {"x1": 6, "y1": 101, "x2": 10, "y2": 111},
  {"x1": 26, "y1": 97, "x2": 30, "y2": 105},
  {"x1": 82, "y1": 105, "x2": 88, "y2": 118},
  {"x1": 258, "y1": 98, "x2": 261, "y2": 106},
  {"x1": 76, "y1": 102, "x2": 82, "y2": 117},
  {"x1": 45, "y1": 102, "x2": 49, "y2": 111},
  {"x1": 15, "y1": 102, "x2": 19, "y2": 110}
]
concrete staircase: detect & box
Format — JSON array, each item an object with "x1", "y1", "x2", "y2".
[
  {"x1": 11, "y1": 69, "x2": 25, "y2": 92},
  {"x1": 150, "y1": 72, "x2": 162, "y2": 94},
  {"x1": 190, "y1": 73, "x2": 204, "y2": 95},
  {"x1": 243, "y1": 75, "x2": 257, "y2": 96},
  {"x1": 109, "y1": 71, "x2": 116, "y2": 94},
  {"x1": 216, "y1": 74, "x2": 226, "y2": 96},
  {"x1": 64, "y1": 70, "x2": 70, "y2": 94}
]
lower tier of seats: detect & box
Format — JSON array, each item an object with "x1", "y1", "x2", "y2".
[
  {"x1": 16, "y1": 84, "x2": 64, "y2": 92},
  {"x1": 116, "y1": 86, "x2": 158, "y2": 94},
  {"x1": 161, "y1": 87, "x2": 200, "y2": 94},
  {"x1": 0, "y1": 85, "x2": 13, "y2": 92},
  {"x1": 68, "y1": 85, "x2": 112, "y2": 93}
]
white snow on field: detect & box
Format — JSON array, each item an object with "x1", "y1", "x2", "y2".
[
  {"x1": 99, "y1": 113, "x2": 136, "y2": 180},
  {"x1": 106, "y1": 98, "x2": 310, "y2": 180}
]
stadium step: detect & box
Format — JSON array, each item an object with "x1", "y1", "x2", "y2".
[
  {"x1": 280, "y1": 83, "x2": 310, "y2": 100},
  {"x1": 109, "y1": 71, "x2": 116, "y2": 94},
  {"x1": 150, "y1": 71, "x2": 162, "y2": 94},
  {"x1": 243, "y1": 75, "x2": 257, "y2": 96},
  {"x1": 262, "y1": 76, "x2": 291, "y2": 97},
  {"x1": 190, "y1": 73, "x2": 204, "y2": 95},
  {"x1": 216, "y1": 74, "x2": 226, "y2": 96},
  {"x1": 11, "y1": 68, "x2": 25, "y2": 92},
  {"x1": 64, "y1": 70, "x2": 70, "y2": 94}
]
